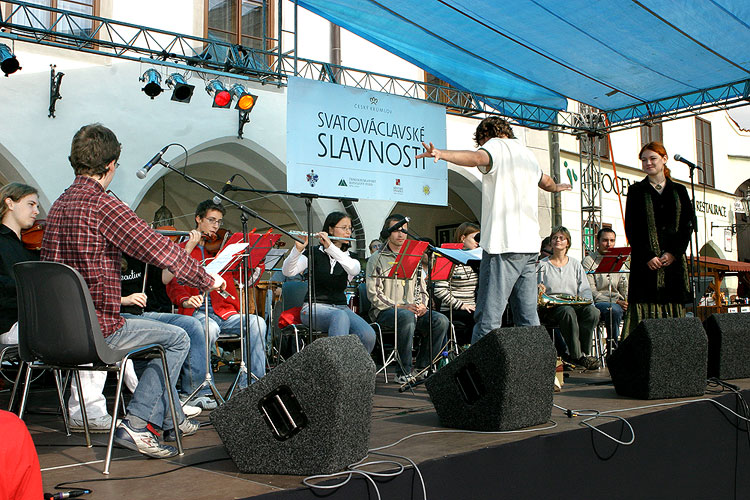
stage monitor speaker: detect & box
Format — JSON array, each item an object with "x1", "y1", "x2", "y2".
[
  {"x1": 425, "y1": 326, "x2": 556, "y2": 431},
  {"x1": 210, "y1": 335, "x2": 375, "y2": 475},
  {"x1": 607, "y1": 317, "x2": 707, "y2": 400},
  {"x1": 703, "y1": 313, "x2": 750, "y2": 380}
]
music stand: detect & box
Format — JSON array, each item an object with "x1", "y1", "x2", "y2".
[
  {"x1": 371, "y1": 240, "x2": 428, "y2": 382},
  {"x1": 591, "y1": 246, "x2": 630, "y2": 360},
  {"x1": 221, "y1": 230, "x2": 280, "y2": 399}
]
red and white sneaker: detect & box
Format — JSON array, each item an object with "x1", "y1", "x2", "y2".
[{"x1": 114, "y1": 420, "x2": 178, "y2": 458}]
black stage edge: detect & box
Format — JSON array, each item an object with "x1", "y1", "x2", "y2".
[{"x1": 251, "y1": 390, "x2": 750, "y2": 499}]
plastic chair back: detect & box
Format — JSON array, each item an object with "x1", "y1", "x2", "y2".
[
  {"x1": 13, "y1": 261, "x2": 120, "y2": 366},
  {"x1": 281, "y1": 281, "x2": 308, "y2": 310}
]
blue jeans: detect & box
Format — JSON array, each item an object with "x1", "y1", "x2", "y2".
[
  {"x1": 104, "y1": 317, "x2": 188, "y2": 430},
  {"x1": 301, "y1": 303, "x2": 376, "y2": 353},
  {"x1": 594, "y1": 302, "x2": 624, "y2": 342},
  {"x1": 376, "y1": 308, "x2": 449, "y2": 376},
  {"x1": 472, "y1": 252, "x2": 539, "y2": 343},
  {"x1": 123, "y1": 312, "x2": 213, "y2": 397},
  {"x1": 192, "y1": 310, "x2": 266, "y2": 386}
]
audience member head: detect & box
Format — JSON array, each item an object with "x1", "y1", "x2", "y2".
[
  {"x1": 596, "y1": 227, "x2": 616, "y2": 254},
  {"x1": 549, "y1": 225, "x2": 572, "y2": 255}
]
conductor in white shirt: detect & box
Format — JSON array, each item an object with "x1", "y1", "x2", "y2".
[{"x1": 417, "y1": 117, "x2": 570, "y2": 342}]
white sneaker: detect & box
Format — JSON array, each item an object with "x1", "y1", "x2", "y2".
[
  {"x1": 394, "y1": 373, "x2": 416, "y2": 385},
  {"x1": 183, "y1": 404, "x2": 202, "y2": 418},
  {"x1": 164, "y1": 418, "x2": 200, "y2": 442},
  {"x1": 69, "y1": 414, "x2": 121, "y2": 433},
  {"x1": 114, "y1": 420, "x2": 178, "y2": 458}
]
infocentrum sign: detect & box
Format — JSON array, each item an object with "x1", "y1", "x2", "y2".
[{"x1": 286, "y1": 77, "x2": 447, "y2": 205}]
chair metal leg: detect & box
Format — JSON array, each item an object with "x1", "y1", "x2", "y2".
[
  {"x1": 72, "y1": 370, "x2": 91, "y2": 447},
  {"x1": 104, "y1": 363, "x2": 128, "y2": 475},
  {"x1": 55, "y1": 370, "x2": 71, "y2": 437},
  {"x1": 156, "y1": 348, "x2": 183, "y2": 456},
  {"x1": 17, "y1": 363, "x2": 33, "y2": 419},
  {"x1": 8, "y1": 361, "x2": 26, "y2": 412}
]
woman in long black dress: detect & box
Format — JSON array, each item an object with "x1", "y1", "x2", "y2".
[{"x1": 623, "y1": 141, "x2": 692, "y2": 337}]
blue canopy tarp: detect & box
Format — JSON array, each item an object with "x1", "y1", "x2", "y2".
[{"x1": 297, "y1": 0, "x2": 750, "y2": 125}]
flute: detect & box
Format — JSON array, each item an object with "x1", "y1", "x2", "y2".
[{"x1": 287, "y1": 230, "x2": 356, "y2": 242}]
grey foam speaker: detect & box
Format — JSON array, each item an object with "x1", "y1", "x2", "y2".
[
  {"x1": 607, "y1": 317, "x2": 707, "y2": 399},
  {"x1": 703, "y1": 313, "x2": 750, "y2": 380},
  {"x1": 425, "y1": 326, "x2": 556, "y2": 431},
  {"x1": 210, "y1": 335, "x2": 375, "y2": 475}
]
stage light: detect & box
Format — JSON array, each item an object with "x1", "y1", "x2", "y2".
[
  {"x1": 0, "y1": 44, "x2": 21, "y2": 77},
  {"x1": 206, "y1": 79, "x2": 232, "y2": 108},
  {"x1": 230, "y1": 84, "x2": 258, "y2": 112},
  {"x1": 140, "y1": 69, "x2": 162, "y2": 99},
  {"x1": 165, "y1": 73, "x2": 195, "y2": 103}
]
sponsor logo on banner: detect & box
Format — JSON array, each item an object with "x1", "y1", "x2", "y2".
[
  {"x1": 338, "y1": 179, "x2": 348, "y2": 187},
  {"x1": 306, "y1": 170, "x2": 319, "y2": 187},
  {"x1": 395, "y1": 179, "x2": 400, "y2": 186},
  {"x1": 423, "y1": 185, "x2": 431, "y2": 196}
]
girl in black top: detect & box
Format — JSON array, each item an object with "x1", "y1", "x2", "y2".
[
  {"x1": 623, "y1": 141, "x2": 692, "y2": 337},
  {"x1": 282, "y1": 211, "x2": 375, "y2": 352},
  {"x1": 0, "y1": 183, "x2": 40, "y2": 342}
]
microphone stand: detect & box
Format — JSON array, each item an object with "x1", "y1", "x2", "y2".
[
  {"x1": 222, "y1": 185, "x2": 358, "y2": 348},
  {"x1": 686, "y1": 164, "x2": 701, "y2": 318},
  {"x1": 148, "y1": 158, "x2": 304, "y2": 396}
]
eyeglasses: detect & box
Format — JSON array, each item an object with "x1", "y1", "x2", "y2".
[
  {"x1": 205, "y1": 217, "x2": 224, "y2": 227},
  {"x1": 334, "y1": 225, "x2": 353, "y2": 232},
  {"x1": 551, "y1": 235, "x2": 567, "y2": 241}
]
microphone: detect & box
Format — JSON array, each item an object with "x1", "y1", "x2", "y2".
[
  {"x1": 388, "y1": 216, "x2": 410, "y2": 234},
  {"x1": 136, "y1": 145, "x2": 169, "y2": 179},
  {"x1": 673, "y1": 154, "x2": 702, "y2": 171},
  {"x1": 212, "y1": 174, "x2": 238, "y2": 204}
]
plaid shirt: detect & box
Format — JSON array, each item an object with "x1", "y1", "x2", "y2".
[{"x1": 41, "y1": 176, "x2": 213, "y2": 337}]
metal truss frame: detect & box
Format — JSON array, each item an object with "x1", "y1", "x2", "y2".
[{"x1": 1, "y1": 0, "x2": 747, "y2": 136}]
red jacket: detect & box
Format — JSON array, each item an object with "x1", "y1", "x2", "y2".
[{"x1": 167, "y1": 243, "x2": 240, "y2": 319}]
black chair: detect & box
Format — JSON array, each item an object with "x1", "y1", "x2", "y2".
[{"x1": 12, "y1": 261, "x2": 183, "y2": 474}]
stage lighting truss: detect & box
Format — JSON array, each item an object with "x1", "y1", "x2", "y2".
[
  {"x1": 206, "y1": 79, "x2": 232, "y2": 108},
  {"x1": 165, "y1": 73, "x2": 195, "y2": 103},
  {"x1": 230, "y1": 84, "x2": 258, "y2": 112},
  {"x1": 140, "y1": 68, "x2": 163, "y2": 99},
  {"x1": 0, "y1": 43, "x2": 21, "y2": 77}
]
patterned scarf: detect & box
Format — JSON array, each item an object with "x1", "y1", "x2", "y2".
[{"x1": 644, "y1": 181, "x2": 680, "y2": 289}]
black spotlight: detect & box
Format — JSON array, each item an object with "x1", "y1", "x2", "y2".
[
  {"x1": 165, "y1": 73, "x2": 195, "y2": 103},
  {"x1": 0, "y1": 44, "x2": 21, "y2": 77},
  {"x1": 140, "y1": 69, "x2": 162, "y2": 99},
  {"x1": 230, "y1": 84, "x2": 258, "y2": 112},
  {"x1": 206, "y1": 79, "x2": 232, "y2": 108}
]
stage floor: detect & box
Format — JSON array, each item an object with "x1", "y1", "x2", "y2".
[{"x1": 4, "y1": 366, "x2": 749, "y2": 500}]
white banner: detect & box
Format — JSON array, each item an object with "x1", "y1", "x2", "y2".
[{"x1": 286, "y1": 77, "x2": 447, "y2": 205}]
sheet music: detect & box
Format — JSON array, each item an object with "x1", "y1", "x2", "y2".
[
  {"x1": 204, "y1": 242, "x2": 249, "y2": 274},
  {"x1": 436, "y1": 247, "x2": 482, "y2": 265},
  {"x1": 263, "y1": 248, "x2": 287, "y2": 271}
]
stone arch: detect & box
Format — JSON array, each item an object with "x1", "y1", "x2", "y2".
[
  {"x1": 0, "y1": 143, "x2": 52, "y2": 216},
  {"x1": 132, "y1": 137, "x2": 326, "y2": 234}
]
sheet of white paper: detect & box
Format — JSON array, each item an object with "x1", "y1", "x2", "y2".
[{"x1": 204, "y1": 242, "x2": 249, "y2": 274}]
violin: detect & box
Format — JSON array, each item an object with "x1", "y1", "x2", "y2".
[
  {"x1": 203, "y1": 228, "x2": 230, "y2": 255},
  {"x1": 21, "y1": 219, "x2": 45, "y2": 251},
  {"x1": 154, "y1": 225, "x2": 180, "y2": 242}
]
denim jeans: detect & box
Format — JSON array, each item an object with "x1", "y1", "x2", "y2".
[
  {"x1": 472, "y1": 252, "x2": 540, "y2": 343},
  {"x1": 104, "y1": 317, "x2": 189, "y2": 430},
  {"x1": 123, "y1": 312, "x2": 213, "y2": 397},
  {"x1": 301, "y1": 303, "x2": 376, "y2": 353},
  {"x1": 376, "y1": 308, "x2": 449, "y2": 376},
  {"x1": 192, "y1": 310, "x2": 266, "y2": 386},
  {"x1": 594, "y1": 302, "x2": 624, "y2": 342}
]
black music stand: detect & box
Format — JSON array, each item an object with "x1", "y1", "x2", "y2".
[{"x1": 592, "y1": 246, "x2": 630, "y2": 357}]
